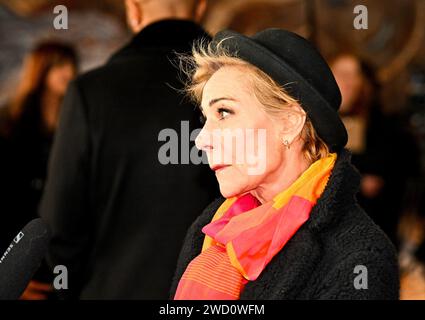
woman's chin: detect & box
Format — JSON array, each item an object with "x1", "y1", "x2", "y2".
[
  {"x1": 218, "y1": 185, "x2": 241, "y2": 199},
  {"x1": 218, "y1": 181, "x2": 251, "y2": 199}
]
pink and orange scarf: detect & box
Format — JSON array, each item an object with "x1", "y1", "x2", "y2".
[{"x1": 174, "y1": 153, "x2": 337, "y2": 300}]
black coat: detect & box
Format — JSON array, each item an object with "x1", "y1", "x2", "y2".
[
  {"x1": 40, "y1": 19, "x2": 218, "y2": 299},
  {"x1": 170, "y1": 149, "x2": 400, "y2": 299}
]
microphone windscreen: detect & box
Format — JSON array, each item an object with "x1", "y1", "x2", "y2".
[{"x1": 0, "y1": 218, "x2": 50, "y2": 300}]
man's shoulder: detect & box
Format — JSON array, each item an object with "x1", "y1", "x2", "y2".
[
  {"x1": 75, "y1": 49, "x2": 171, "y2": 87},
  {"x1": 73, "y1": 64, "x2": 110, "y2": 88}
]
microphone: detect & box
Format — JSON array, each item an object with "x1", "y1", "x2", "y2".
[{"x1": 0, "y1": 218, "x2": 50, "y2": 300}]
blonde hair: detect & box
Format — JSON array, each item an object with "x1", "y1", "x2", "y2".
[{"x1": 179, "y1": 38, "x2": 329, "y2": 164}]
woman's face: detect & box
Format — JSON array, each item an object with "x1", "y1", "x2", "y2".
[
  {"x1": 196, "y1": 66, "x2": 285, "y2": 198},
  {"x1": 45, "y1": 62, "x2": 75, "y2": 96},
  {"x1": 331, "y1": 55, "x2": 363, "y2": 114}
]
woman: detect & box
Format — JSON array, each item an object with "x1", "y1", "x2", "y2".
[
  {"x1": 170, "y1": 29, "x2": 399, "y2": 300},
  {"x1": 0, "y1": 40, "x2": 78, "y2": 299},
  {"x1": 330, "y1": 53, "x2": 420, "y2": 248}
]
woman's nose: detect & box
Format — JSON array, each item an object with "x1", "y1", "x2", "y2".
[{"x1": 195, "y1": 125, "x2": 214, "y2": 152}]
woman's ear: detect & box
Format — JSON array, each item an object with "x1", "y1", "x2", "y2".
[
  {"x1": 125, "y1": 0, "x2": 143, "y2": 33},
  {"x1": 279, "y1": 104, "x2": 306, "y2": 146}
]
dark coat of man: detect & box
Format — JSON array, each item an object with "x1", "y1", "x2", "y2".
[
  {"x1": 170, "y1": 149, "x2": 400, "y2": 300},
  {"x1": 39, "y1": 19, "x2": 218, "y2": 299}
]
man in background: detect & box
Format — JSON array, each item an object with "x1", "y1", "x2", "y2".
[{"x1": 39, "y1": 0, "x2": 218, "y2": 299}]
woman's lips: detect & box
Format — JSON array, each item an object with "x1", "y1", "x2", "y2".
[{"x1": 211, "y1": 164, "x2": 230, "y2": 172}]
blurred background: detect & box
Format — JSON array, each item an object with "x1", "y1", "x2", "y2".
[{"x1": 0, "y1": 0, "x2": 424, "y2": 299}]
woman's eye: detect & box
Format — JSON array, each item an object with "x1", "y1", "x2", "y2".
[{"x1": 218, "y1": 108, "x2": 232, "y2": 120}]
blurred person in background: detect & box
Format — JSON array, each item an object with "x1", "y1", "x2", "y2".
[
  {"x1": 39, "y1": 0, "x2": 218, "y2": 299},
  {"x1": 0, "y1": 40, "x2": 78, "y2": 299},
  {"x1": 330, "y1": 53, "x2": 420, "y2": 248}
]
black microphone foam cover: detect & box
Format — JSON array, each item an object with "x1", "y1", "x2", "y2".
[{"x1": 0, "y1": 218, "x2": 50, "y2": 300}]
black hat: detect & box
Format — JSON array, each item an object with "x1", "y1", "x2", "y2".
[{"x1": 212, "y1": 29, "x2": 347, "y2": 152}]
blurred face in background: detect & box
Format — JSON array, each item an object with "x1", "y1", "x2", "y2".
[
  {"x1": 10, "y1": 41, "x2": 78, "y2": 133},
  {"x1": 331, "y1": 55, "x2": 363, "y2": 114},
  {"x1": 45, "y1": 62, "x2": 76, "y2": 97}
]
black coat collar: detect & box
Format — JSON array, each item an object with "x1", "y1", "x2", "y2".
[
  {"x1": 109, "y1": 19, "x2": 210, "y2": 63},
  {"x1": 306, "y1": 148, "x2": 360, "y2": 232}
]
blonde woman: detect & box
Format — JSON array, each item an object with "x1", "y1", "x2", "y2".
[{"x1": 170, "y1": 29, "x2": 399, "y2": 300}]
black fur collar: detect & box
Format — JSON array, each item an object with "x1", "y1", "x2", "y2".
[{"x1": 306, "y1": 148, "x2": 360, "y2": 232}]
